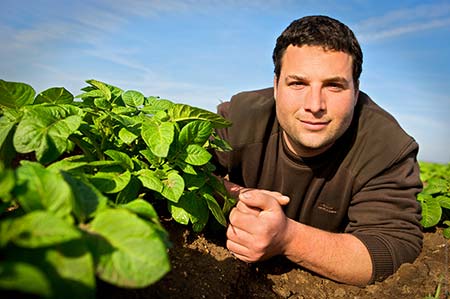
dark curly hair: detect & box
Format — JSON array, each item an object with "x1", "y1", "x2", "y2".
[{"x1": 273, "y1": 15, "x2": 363, "y2": 85}]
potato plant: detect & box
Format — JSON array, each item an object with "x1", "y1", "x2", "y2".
[
  {"x1": 0, "y1": 79, "x2": 234, "y2": 298},
  {"x1": 417, "y1": 161, "x2": 450, "y2": 238}
]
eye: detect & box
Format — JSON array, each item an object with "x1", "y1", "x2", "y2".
[
  {"x1": 288, "y1": 81, "x2": 306, "y2": 89},
  {"x1": 326, "y1": 82, "x2": 345, "y2": 92}
]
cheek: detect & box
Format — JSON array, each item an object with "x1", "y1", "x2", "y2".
[
  {"x1": 275, "y1": 98, "x2": 294, "y2": 126},
  {"x1": 275, "y1": 91, "x2": 300, "y2": 115},
  {"x1": 332, "y1": 102, "x2": 355, "y2": 128},
  {"x1": 328, "y1": 93, "x2": 357, "y2": 118}
]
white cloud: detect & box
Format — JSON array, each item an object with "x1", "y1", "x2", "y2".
[
  {"x1": 95, "y1": 0, "x2": 295, "y2": 17},
  {"x1": 358, "y1": 17, "x2": 450, "y2": 42},
  {"x1": 355, "y1": 2, "x2": 450, "y2": 42}
]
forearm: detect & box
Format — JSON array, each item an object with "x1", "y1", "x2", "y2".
[
  {"x1": 223, "y1": 180, "x2": 373, "y2": 285},
  {"x1": 282, "y1": 219, "x2": 372, "y2": 286}
]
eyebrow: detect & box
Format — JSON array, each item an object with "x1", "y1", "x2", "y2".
[
  {"x1": 285, "y1": 75, "x2": 349, "y2": 83},
  {"x1": 323, "y1": 76, "x2": 350, "y2": 85},
  {"x1": 285, "y1": 74, "x2": 306, "y2": 82},
  {"x1": 284, "y1": 75, "x2": 351, "y2": 89}
]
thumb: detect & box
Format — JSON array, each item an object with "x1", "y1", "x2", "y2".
[
  {"x1": 260, "y1": 190, "x2": 290, "y2": 206},
  {"x1": 239, "y1": 190, "x2": 289, "y2": 211}
]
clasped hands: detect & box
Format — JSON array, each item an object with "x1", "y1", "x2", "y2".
[{"x1": 226, "y1": 189, "x2": 292, "y2": 262}]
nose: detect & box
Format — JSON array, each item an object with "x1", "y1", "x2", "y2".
[{"x1": 304, "y1": 86, "x2": 326, "y2": 113}]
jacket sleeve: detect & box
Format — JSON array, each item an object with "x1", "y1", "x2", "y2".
[{"x1": 345, "y1": 141, "x2": 423, "y2": 283}]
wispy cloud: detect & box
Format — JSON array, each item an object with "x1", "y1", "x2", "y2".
[
  {"x1": 355, "y1": 2, "x2": 450, "y2": 42},
  {"x1": 95, "y1": 0, "x2": 298, "y2": 18}
]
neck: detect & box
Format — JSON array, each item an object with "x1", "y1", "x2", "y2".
[{"x1": 282, "y1": 131, "x2": 333, "y2": 158}]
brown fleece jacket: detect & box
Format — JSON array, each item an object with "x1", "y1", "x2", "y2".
[{"x1": 213, "y1": 87, "x2": 423, "y2": 283}]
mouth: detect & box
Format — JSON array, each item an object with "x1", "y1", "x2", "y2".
[{"x1": 300, "y1": 120, "x2": 330, "y2": 131}]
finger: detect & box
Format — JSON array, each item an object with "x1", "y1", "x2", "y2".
[
  {"x1": 236, "y1": 200, "x2": 260, "y2": 215},
  {"x1": 226, "y1": 238, "x2": 252, "y2": 260},
  {"x1": 226, "y1": 222, "x2": 253, "y2": 242},
  {"x1": 228, "y1": 208, "x2": 258, "y2": 231},
  {"x1": 238, "y1": 190, "x2": 282, "y2": 211},
  {"x1": 231, "y1": 252, "x2": 253, "y2": 263}
]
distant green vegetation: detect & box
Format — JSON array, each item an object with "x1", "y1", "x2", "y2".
[{"x1": 418, "y1": 162, "x2": 450, "y2": 238}]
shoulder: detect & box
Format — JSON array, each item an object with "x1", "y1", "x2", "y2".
[
  {"x1": 346, "y1": 91, "x2": 419, "y2": 180},
  {"x1": 217, "y1": 87, "x2": 277, "y2": 146},
  {"x1": 228, "y1": 87, "x2": 275, "y2": 114},
  {"x1": 357, "y1": 91, "x2": 417, "y2": 153}
]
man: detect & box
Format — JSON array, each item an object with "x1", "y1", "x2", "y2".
[{"x1": 213, "y1": 15, "x2": 423, "y2": 286}]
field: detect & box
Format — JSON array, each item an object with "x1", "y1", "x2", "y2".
[
  {"x1": 99, "y1": 218, "x2": 449, "y2": 299},
  {"x1": 1, "y1": 80, "x2": 449, "y2": 299}
]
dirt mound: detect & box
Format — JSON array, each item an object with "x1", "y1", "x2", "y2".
[{"x1": 99, "y1": 220, "x2": 449, "y2": 299}]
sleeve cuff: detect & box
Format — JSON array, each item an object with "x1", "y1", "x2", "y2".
[{"x1": 353, "y1": 233, "x2": 394, "y2": 283}]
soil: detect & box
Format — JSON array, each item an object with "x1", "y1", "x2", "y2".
[{"x1": 99, "y1": 219, "x2": 450, "y2": 299}]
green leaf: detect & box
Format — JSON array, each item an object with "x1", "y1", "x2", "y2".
[
  {"x1": 0, "y1": 113, "x2": 18, "y2": 150},
  {"x1": 161, "y1": 172, "x2": 185, "y2": 202},
  {"x1": 89, "y1": 170, "x2": 131, "y2": 194},
  {"x1": 35, "y1": 87, "x2": 74, "y2": 104},
  {"x1": 5, "y1": 211, "x2": 81, "y2": 248},
  {"x1": 2, "y1": 240, "x2": 95, "y2": 299},
  {"x1": 141, "y1": 97, "x2": 174, "y2": 114},
  {"x1": 115, "y1": 175, "x2": 142, "y2": 205},
  {"x1": 186, "y1": 192, "x2": 209, "y2": 231},
  {"x1": 15, "y1": 162, "x2": 73, "y2": 219},
  {"x1": 47, "y1": 157, "x2": 88, "y2": 172},
  {"x1": 168, "y1": 192, "x2": 209, "y2": 231},
  {"x1": 184, "y1": 172, "x2": 207, "y2": 191},
  {"x1": 118, "y1": 127, "x2": 139, "y2": 145},
  {"x1": 121, "y1": 199, "x2": 160, "y2": 223},
  {"x1": 178, "y1": 120, "x2": 212, "y2": 145},
  {"x1": 168, "y1": 201, "x2": 190, "y2": 225},
  {"x1": 62, "y1": 172, "x2": 108, "y2": 223},
  {"x1": 141, "y1": 119, "x2": 174, "y2": 157},
  {"x1": 13, "y1": 105, "x2": 82, "y2": 163},
  {"x1": 0, "y1": 261, "x2": 51, "y2": 297},
  {"x1": 0, "y1": 218, "x2": 13, "y2": 247},
  {"x1": 423, "y1": 178, "x2": 448, "y2": 195},
  {"x1": 437, "y1": 195, "x2": 450, "y2": 209},
  {"x1": 419, "y1": 194, "x2": 442, "y2": 228},
  {"x1": 0, "y1": 80, "x2": 35, "y2": 109},
  {"x1": 87, "y1": 208, "x2": 170, "y2": 288},
  {"x1": 140, "y1": 149, "x2": 161, "y2": 166},
  {"x1": 209, "y1": 133, "x2": 233, "y2": 152},
  {"x1": 111, "y1": 106, "x2": 136, "y2": 115},
  {"x1": 86, "y1": 79, "x2": 111, "y2": 101},
  {"x1": 182, "y1": 144, "x2": 212, "y2": 166},
  {"x1": 167, "y1": 103, "x2": 231, "y2": 129},
  {"x1": 44, "y1": 241, "x2": 95, "y2": 299},
  {"x1": 0, "y1": 119, "x2": 17, "y2": 167},
  {"x1": 104, "y1": 149, "x2": 134, "y2": 171},
  {"x1": 137, "y1": 169, "x2": 164, "y2": 193},
  {"x1": 175, "y1": 160, "x2": 198, "y2": 175},
  {"x1": 0, "y1": 163, "x2": 15, "y2": 201},
  {"x1": 94, "y1": 97, "x2": 112, "y2": 110},
  {"x1": 203, "y1": 192, "x2": 227, "y2": 227},
  {"x1": 122, "y1": 90, "x2": 144, "y2": 107},
  {"x1": 443, "y1": 221, "x2": 450, "y2": 239},
  {"x1": 87, "y1": 160, "x2": 122, "y2": 168}
]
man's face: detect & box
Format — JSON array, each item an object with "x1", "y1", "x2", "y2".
[{"x1": 274, "y1": 45, "x2": 359, "y2": 157}]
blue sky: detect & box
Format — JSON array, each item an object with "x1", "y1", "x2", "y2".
[{"x1": 1, "y1": 0, "x2": 449, "y2": 163}]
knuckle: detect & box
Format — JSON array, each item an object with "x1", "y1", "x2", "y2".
[{"x1": 226, "y1": 226, "x2": 234, "y2": 239}]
